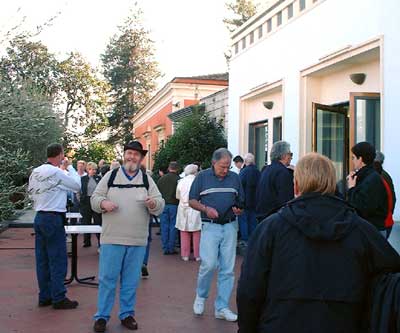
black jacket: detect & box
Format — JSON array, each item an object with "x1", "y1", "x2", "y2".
[
  {"x1": 348, "y1": 165, "x2": 388, "y2": 231},
  {"x1": 255, "y1": 161, "x2": 294, "y2": 218},
  {"x1": 80, "y1": 175, "x2": 101, "y2": 205},
  {"x1": 237, "y1": 193, "x2": 400, "y2": 333},
  {"x1": 240, "y1": 165, "x2": 261, "y2": 210}
]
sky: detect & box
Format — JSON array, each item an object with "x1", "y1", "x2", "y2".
[{"x1": 0, "y1": 0, "x2": 232, "y2": 88}]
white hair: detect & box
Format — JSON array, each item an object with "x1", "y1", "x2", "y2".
[
  {"x1": 184, "y1": 164, "x2": 198, "y2": 176},
  {"x1": 244, "y1": 153, "x2": 255, "y2": 165}
]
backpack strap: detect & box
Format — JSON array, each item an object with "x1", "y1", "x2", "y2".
[{"x1": 107, "y1": 167, "x2": 150, "y2": 191}]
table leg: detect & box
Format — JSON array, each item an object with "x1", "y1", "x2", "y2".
[{"x1": 64, "y1": 234, "x2": 98, "y2": 286}]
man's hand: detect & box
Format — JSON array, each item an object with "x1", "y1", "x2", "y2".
[
  {"x1": 232, "y1": 207, "x2": 243, "y2": 216},
  {"x1": 62, "y1": 157, "x2": 70, "y2": 168},
  {"x1": 205, "y1": 206, "x2": 219, "y2": 219},
  {"x1": 101, "y1": 200, "x2": 119, "y2": 213},
  {"x1": 145, "y1": 197, "x2": 156, "y2": 210}
]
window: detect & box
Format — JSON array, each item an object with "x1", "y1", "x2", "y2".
[
  {"x1": 313, "y1": 0, "x2": 318, "y2": 2},
  {"x1": 277, "y1": 11, "x2": 282, "y2": 26},
  {"x1": 354, "y1": 96, "x2": 381, "y2": 150},
  {"x1": 288, "y1": 3, "x2": 294, "y2": 19},
  {"x1": 250, "y1": 31, "x2": 254, "y2": 44},
  {"x1": 267, "y1": 18, "x2": 272, "y2": 33},
  {"x1": 273, "y1": 117, "x2": 283, "y2": 143},
  {"x1": 241, "y1": 37, "x2": 246, "y2": 49},
  {"x1": 299, "y1": 0, "x2": 306, "y2": 11},
  {"x1": 258, "y1": 25, "x2": 263, "y2": 38},
  {"x1": 234, "y1": 43, "x2": 239, "y2": 54},
  {"x1": 249, "y1": 121, "x2": 269, "y2": 170}
]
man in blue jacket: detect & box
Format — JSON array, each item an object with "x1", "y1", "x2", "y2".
[
  {"x1": 256, "y1": 141, "x2": 294, "y2": 221},
  {"x1": 239, "y1": 153, "x2": 260, "y2": 243}
]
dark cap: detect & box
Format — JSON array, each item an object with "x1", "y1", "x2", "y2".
[{"x1": 123, "y1": 141, "x2": 148, "y2": 156}]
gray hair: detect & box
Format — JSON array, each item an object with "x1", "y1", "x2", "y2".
[
  {"x1": 244, "y1": 153, "x2": 255, "y2": 165},
  {"x1": 212, "y1": 148, "x2": 233, "y2": 162},
  {"x1": 375, "y1": 151, "x2": 385, "y2": 164},
  {"x1": 270, "y1": 141, "x2": 291, "y2": 161},
  {"x1": 184, "y1": 164, "x2": 198, "y2": 176}
]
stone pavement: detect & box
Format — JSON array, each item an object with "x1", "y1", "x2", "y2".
[{"x1": 0, "y1": 226, "x2": 241, "y2": 333}]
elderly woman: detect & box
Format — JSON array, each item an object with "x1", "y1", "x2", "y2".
[
  {"x1": 237, "y1": 153, "x2": 400, "y2": 333},
  {"x1": 175, "y1": 164, "x2": 201, "y2": 261}
]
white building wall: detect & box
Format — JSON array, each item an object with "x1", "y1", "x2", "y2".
[{"x1": 228, "y1": 0, "x2": 400, "y2": 217}]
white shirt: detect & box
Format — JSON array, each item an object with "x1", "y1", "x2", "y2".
[{"x1": 28, "y1": 164, "x2": 81, "y2": 212}]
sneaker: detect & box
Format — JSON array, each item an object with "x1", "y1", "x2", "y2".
[
  {"x1": 182, "y1": 256, "x2": 189, "y2": 261},
  {"x1": 121, "y1": 316, "x2": 138, "y2": 330},
  {"x1": 38, "y1": 299, "x2": 52, "y2": 307},
  {"x1": 52, "y1": 297, "x2": 79, "y2": 310},
  {"x1": 195, "y1": 257, "x2": 201, "y2": 262},
  {"x1": 93, "y1": 318, "x2": 107, "y2": 332},
  {"x1": 193, "y1": 295, "x2": 205, "y2": 316},
  {"x1": 141, "y1": 265, "x2": 149, "y2": 278},
  {"x1": 215, "y1": 308, "x2": 238, "y2": 322}
]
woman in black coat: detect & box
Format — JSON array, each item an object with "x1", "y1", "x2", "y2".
[
  {"x1": 237, "y1": 153, "x2": 400, "y2": 333},
  {"x1": 347, "y1": 142, "x2": 388, "y2": 237}
]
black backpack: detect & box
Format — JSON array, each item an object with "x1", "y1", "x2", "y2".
[{"x1": 107, "y1": 167, "x2": 149, "y2": 191}]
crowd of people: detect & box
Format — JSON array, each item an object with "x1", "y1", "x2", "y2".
[{"x1": 27, "y1": 138, "x2": 400, "y2": 332}]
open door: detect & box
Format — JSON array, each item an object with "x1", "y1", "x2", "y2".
[{"x1": 313, "y1": 103, "x2": 349, "y2": 195}]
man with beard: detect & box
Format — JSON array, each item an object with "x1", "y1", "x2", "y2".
[{"x1": 90, "y1": 141, "x2": 165, "y2": 332}]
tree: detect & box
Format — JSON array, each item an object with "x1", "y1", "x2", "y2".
[
  {"x1": 223, "y1": 0, "x2": 259, "y2": 32},
  {"x1": 73, "y1": 142, "x2": 117, "y2": 164},
  {"x1": 57, "y1": 52, "x2": 110, "y2": 145},
  {"x1": 101, "y1": 5, "x2": 161, "y2": 143},
  {"x1": 153, "y1": 110, "x2": 227, "y2": 173}
]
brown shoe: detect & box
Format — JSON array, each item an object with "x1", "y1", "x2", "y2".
[
  {"x1": 121, "y1": 316, "x2": 138, "y2": 330},
  {"x1": 93, "y1": 319, "x2": 107, "y2": 332}
]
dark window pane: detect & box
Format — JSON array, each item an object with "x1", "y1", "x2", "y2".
[
  {"x1": 267, "y1": 18, "x2": 272, "y2": 32},
  {"x1": 300, "y1": 0, "x2": 306, "y2": 11},
  {"x1": 234, "y1": 43, "x2": 239, "y2": 54},
  {"x1": 355, "y1": 97, "x2": 381, "y2": 150},
  {"x1": 258, "y1": 25, "x2": 263, "y2": 38},
  {"x1": 242, "y1": 37, "x2": 246, "y2": 49},
  {"x1": 250, "y1": 31, "x2": 254, "y2": 44},
  {"x1": 273, "y1": 117, "x2": 282, "y2": 143},
  {"x1": 288, "y1": 4, "x2": 293, "y2": 18},
  {"x1": 277, "y1": 11, "x2": 282, "y2": 26}
]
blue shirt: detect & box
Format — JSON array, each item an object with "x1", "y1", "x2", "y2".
[{"x1": 189, "y1": 167, "x2": 244, "y2": 221}]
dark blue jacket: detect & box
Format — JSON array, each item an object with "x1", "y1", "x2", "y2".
[
  {"x1": 240, "y1": 164, "x2": 260, "y2": 210},
  {"x1": 255, "y1": 160, "x2": 294, "y2": 218},
  {"x1": 237, "y1": 193, "x2": 400, "y2": 333}
]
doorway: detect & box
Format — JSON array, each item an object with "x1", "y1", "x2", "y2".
[{"x1": 249, "y1": 120, "x2": 269, "y2": 170}]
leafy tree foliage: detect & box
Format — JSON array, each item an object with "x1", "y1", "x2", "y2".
[
  {"x1": 101, "y1": 6, "x2": 161, "y2": 143},
  {"x1": 73, "y1": 142, "x2": 116, "y2": 165},
  {"x1": 153, "y1": 110, "x2": 227, "y2": 173},
  {"x1": 223, "y1": 0, "x2": 259, "y2": 32}
]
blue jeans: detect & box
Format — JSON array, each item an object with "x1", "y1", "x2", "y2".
[
  {"x1": 196, "y1": 220, "x2": 238, "y2": 311},
  {"x1": 34, "y1": 212, "x2": 67, "y2": 303},
  {"x1": 143, "y1": 220, "x2": 152, "y2": 266},
  {"x1": 239, "y1": 209, "x2": 257, "y2": 242},
  {"x1": 94, "y1": 244, "x2": 146, "y2": 321},
  {"x1": 160, "y1": 204, "x2": 178, "y2": 253}
]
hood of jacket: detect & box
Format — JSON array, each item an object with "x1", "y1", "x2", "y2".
[{"x1": 279, "y1": 193, "x2": 357, "y2": 241}]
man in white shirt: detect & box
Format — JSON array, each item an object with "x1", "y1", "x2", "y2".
[{"x1": 28, "y1": 143, "x2": 81, "y2": 310}]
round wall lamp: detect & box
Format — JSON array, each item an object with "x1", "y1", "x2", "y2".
[
  {"x1": 350, "y1": 73, "x2": 366, "y2": 85},
  {"x1": 263, "y1": 101, "x2": 274, "y2": 110}
]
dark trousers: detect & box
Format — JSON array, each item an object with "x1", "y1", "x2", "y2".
[
  {"x1": 143, "y1": 219, "x2": 152, "y2": 266},
  {"x1": 80, "y1": 199, "x2": 102, "y2": 246},
  {"x1": 34, "y1": 212, "x2": 67, "y2": 303}
]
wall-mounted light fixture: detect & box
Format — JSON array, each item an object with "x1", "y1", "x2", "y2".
[
  {"x1": 263, "y1": 101, "x2": 274, "y2": 110},
  {"x1": 350, "y1": 73, "x2": 366, "y2": 85},
  {"x1": 173, "y1": 101, "x2": 180, "y2": 108}
]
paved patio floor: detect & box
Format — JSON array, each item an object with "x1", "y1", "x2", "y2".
[{"x1": 0, "y1": 227, "x2": 241, "y2": 333}]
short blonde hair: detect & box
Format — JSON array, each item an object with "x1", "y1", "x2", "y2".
[
  {"x1": 77, "y1": 160, "x2": 86, "y2": 166},
  {"x1": 294, "y1": 153, "x2": 336, "y2": 195},
  {"x1": 86, "y1": 162, "x2": 98, "y2": 170}
]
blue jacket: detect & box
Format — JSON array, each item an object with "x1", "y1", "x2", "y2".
[
  {"x1": 256, "y1": 160, "x2": 294, "y2": 218},
  {"x1": 240, "y1": 164, "x2": 261, "y2": 210}
]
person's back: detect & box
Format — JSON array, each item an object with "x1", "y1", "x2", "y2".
[
  {"x1": 238, "y1": 153, "x2": 400, "y2": 333},
  {"x1": 157, "y1": 172, "x2": 180, "y2": 205},
  {"x1": 240, "y1": 164, "x2": 260, "y2": 210},
  {"x1": 255, "y1": 160, "x2": 293, "y2": 218}
]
